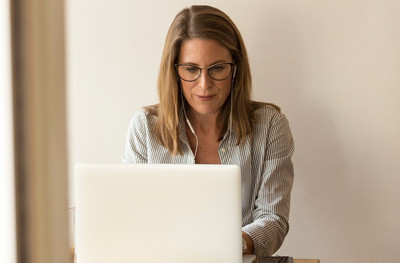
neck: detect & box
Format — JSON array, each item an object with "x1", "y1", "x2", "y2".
[{"x1": 186, "y1": 110, "x2": 220, "y2": 135}]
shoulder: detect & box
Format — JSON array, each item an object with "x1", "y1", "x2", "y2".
[
  {"x1": 251, "y1": 102, "x2": 292, "y2": 138},
  {"x1": 250, "y1": 103, "x2": 294, "y2": 157},
  {"x1": 252, "y1": 102, "x2": 285, "y2": 124},
  {"x1": 128, "y1": 105, "x2": 159, "y2": 131}
]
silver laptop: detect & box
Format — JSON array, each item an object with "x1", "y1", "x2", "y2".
[{"x1": 74, "y1": 163, "x2": 243, "y2": 263}]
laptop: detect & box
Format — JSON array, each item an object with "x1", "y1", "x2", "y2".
[{"x1": 74, "y1": 163, "x2": 244, "y2": 263}]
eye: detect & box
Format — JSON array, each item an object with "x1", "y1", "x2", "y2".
[
  {"x1": 182, "y1": 66, "x2": 199, "y2": 74},
  {"x1": 210, "y1": 64, "x2": 228, "y2": 72}
]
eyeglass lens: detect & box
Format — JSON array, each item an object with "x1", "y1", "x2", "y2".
[{"x1": 177, "y1": 63, "x2": 232, "y2": 81}]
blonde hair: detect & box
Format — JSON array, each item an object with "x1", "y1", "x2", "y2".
[{"x1": 148, "y1": 5, "x2": 279, "y2": 155}]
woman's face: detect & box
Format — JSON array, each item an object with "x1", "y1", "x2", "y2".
[{"x1": 177, "y1": 38, "x2": 233, "y2": 120}]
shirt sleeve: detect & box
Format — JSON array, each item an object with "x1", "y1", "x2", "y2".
[
  {"x1": 242, "y1": 112, "x2": 294, "y2": 258},
  {"x1": 122, "y1": 110, "x2": 150, "y2": 164}
]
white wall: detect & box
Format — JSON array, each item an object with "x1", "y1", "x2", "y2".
[
  {"x1": 0, "y1": 0, "x2": 16, "y2": 262},
  {"x1": 67, "y1": 1, "x2": 400, "y2": 262}
]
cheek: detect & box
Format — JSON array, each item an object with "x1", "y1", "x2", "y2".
[
  {"x1": 219, "y1": 81, "x2": 232, "y2": 100},
  {"x1": 180, "y1": 82, "x2": 194, "y2": 100}
]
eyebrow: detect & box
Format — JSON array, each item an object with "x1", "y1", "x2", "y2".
[{"x1": 178, "y1": 60, "x2": 231, "y2": 66}]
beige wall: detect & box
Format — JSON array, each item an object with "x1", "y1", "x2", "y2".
[{"x1": 67, "y1": 1, "x2": 400, "y2": 262}]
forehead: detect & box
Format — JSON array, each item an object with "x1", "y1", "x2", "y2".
[{"x1": 178, "y1": 38, "x2": 232, "y2": 64}]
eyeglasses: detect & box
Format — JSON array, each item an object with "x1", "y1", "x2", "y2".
[{"x1": 175, "y1": 62, "x2": 234, "y2": 82}]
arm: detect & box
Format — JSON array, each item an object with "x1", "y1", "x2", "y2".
[{"x1": 242, "y1": 113, "x2": 294, "y2": 257}]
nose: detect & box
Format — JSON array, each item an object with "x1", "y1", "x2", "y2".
[{"x1": 197, "y1": 69, "x2": 212, "y2": 89}]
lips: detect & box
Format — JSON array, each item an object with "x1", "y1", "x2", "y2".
[{"x1": 196, "y1": 94, "x2": 216, "y2": 101}]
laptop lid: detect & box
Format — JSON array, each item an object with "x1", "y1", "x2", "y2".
[{"x1": 74, "y1": 163, "x2": 242, "y2": 263}]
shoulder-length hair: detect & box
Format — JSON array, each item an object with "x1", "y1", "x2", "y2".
[{"x1": 148, "y1": 5, "x2": 279, "y2": 155}]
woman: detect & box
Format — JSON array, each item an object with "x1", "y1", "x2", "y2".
[{"x1": 123, "y1": 5, "x2": 294, "y2": 260}]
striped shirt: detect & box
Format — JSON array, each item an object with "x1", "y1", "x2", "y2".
[{"x1": 123, "y1": 104, "x2": 294, "y2": 259}]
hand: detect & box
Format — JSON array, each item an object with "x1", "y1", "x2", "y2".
[{"x1": 242, "y1": 231, "x2": 254, "y2": 254}]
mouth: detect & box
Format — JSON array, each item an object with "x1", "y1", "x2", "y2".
[{"x1": 196, "y1": 94, "x2": 216, "y2": 101}]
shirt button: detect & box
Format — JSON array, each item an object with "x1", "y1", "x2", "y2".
[{"x1": 220, "y1": 148, "x2": 226, "y2": 153}]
